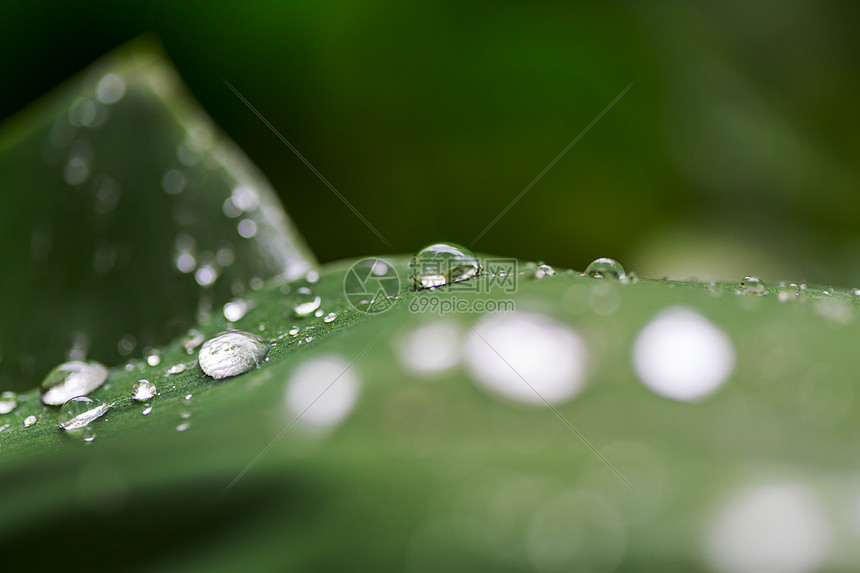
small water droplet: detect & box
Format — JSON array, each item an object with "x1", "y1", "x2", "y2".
[
  {"x1": 176, "y1": 422, "x2": 191, "y2": 432},
  {"x1": 410, "y1": 242, "x2": 482, "y2": 289},
  {"x1": 96, "y1": 73, "x2": 126, "y2": 104},
  {"x1": 289, "y1": 326, "x2": 300, "y2": 336},
  {"x1": 161, "y1": 169, "x2": 186, "y2": 195},
  {"x1": 180, "y1": 411, "x2": 191, "y2": 419},
  {"x1": 237, "y1": 219, "x2": 257, "y2": 238},
  {"x1": 146, "y1": 352, "x2": 162, "y2": 367},
  {"x1": 82, "y1": 427, "x2": 96, "y2": 442},
  {"x1": 141, "y1": 406, "x2": 152, "y2": 416},
  {"x1": 131, "y1": 379, "x2": 157, "y2": 401},
  {"x1": 314, "y1": 309, "x2": 325, "y2": 318},
  {"x1": 584, "y1": 257, "x2": 626, "y2": 280},
  {"x1": 41, "y1": 361, "x2": 109, "y2": 406},
  {"x1": 195, "y1": 263, "x2": 219, "y2": 287},
  {"x1": 0, "y1": 391, "x2": 17, "y2": 415},
  {"x1": 117, "y1": 334, "x2": 136, "y2": 356},
  {"x1": 183, "y1": 330, "x2": 205, "y2": 354},
  {"x1": 305, "y1": 270, "x2": 320, "y2": 284},
  {"x1": 293, "y1": 287, "x2": 322, "y2": 317},
  {"x1": 231, "y1": 186, "x2": 260, "y2": 211},
  {"x1": 198, "y1": 331, "x2": 270, "y2": 380},
  {"x1": 223, "y1": 298, "x2": 250, "y2": 322},
  {"x1": 323, "y1": 312, "x2": 337, "y2": 323},
  {"x1": 58, "y1": 396, "x2": 111, "y2": 430},
  {"x1": 166, "y1": 363, "x2": 186, "y2": 375},
  {"x1": 741, "y1": 276, "x2": 767, "y2": 295},
  {"x1": 24, "y1": 415, "x2": 37, "y2": 428},
  {"x1": 216, "y1": 247, "x2": 234, "y2": 267},
  {"x1": 184, "y1": 394, "x2": 192, "y2": 400}
]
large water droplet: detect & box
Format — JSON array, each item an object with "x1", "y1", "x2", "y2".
[
  {"x1": 285, "y1": 356, "x2": 360, "y2": 429},
  {"x1": 584, "y1": 257, "x2": 626, "y2": 280},
  {"x1": 0, "y1": 391, "x2": 17, "y2": 415},
  {"x1": 632, "y1": 307, "x2": 735, "y2": 402},
  {"x1": 131, "y1": 379, "x2": 157, "y2": 401},
  {"x1": 223, "y1": 298, "x2": 250, "y2": 322},
  {"x1": 41, "y1": 361, "x2": 109, "y2": 406},
  {"x1": 198, "y1": 330, "x2": 270, "y2": 380},
  {"x1": 293, "y1": 287, "x2": 322, "y2": 317},
  {"x1": 465, "y1": 313, "x2": 588, "y2": 405},
  {"x1": 410, "y1": 242, "x2": 482, "y2": 289},
  {"x1": 741, "y1": 276, "x2": 767, "y2": 295},
  {"x1": 58, "y1": 396, "x2": 111, "y2": 430}
]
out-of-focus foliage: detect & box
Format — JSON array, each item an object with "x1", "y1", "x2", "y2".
[{"x1": 1, "y1": 1, "x2": 856, "y2": 283}]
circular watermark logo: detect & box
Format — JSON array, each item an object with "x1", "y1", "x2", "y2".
[{"x1": 343, "y1": 258, "x2": 401, "y2": 314}]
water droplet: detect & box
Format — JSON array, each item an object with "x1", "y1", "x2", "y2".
[
  {"x1": 293, "y1": 287, "x2": 322, "y2": 317},
  {"x1": 584, "y1": 257, "x2": 626, "y2": 280},
  {"x1": 314, "y1": 309, "x2": 325, "y2": 318},
  {"x1": 146, "y1": 352, "x2": 161, "y2": 367},
  {"x1": 237, "y1": 219, "x2": 257, "y2": 238},
  {"x1": 305, "y1": 270, "x2": 320, "y2": 284},
  {"x1": 195, "y1": 263, "x2": 218, "y2": 287},
  {"x1": 161, "y1": 169, "x2": 186, "y2": 195},
  {"x1": 41, "y1": 360, "x2": 109, "y2": 406},
  {"x1": 223, "y1": 298, "x2": 250, "y2": 322},
  {"x1": 183, "y1": 329, "x2": 205, "y2": 354},
  {"x1": 632, "y1": 307, "x2": 735, "y2": 402},
  {"x1": 707, "y1": 483, "x2": 832, "y2": 573},
  {"x1": 741, "y1": 276, "x2": 767, "y2": 295},
  {"x1": 777, "y1": 283, "x2": 800, "y2": 303},
  {"x1": 396, "y1": 321, "x2": 461, "y2": 375},
  {"x1": 216, "y1": 247, "x2": 234, "y2": 267},
  {"x1": 166, "y1": 363, "x2": 186, "y2": 375},
  {"x1": 465, "y1": 313, "x2": 588, "y2": 405},
  {"x1": 410, "y1": 242, "x2": 482, "y2": 289},
  {"x1": 69, "y1": 97, "x2": 97, "y2": 127},
  {"x1": 198, "y1": 330, "x2": 270, "y2": 380},
  {"x1": 24, "y1": 415, "x2": 37, "y2": 427},
  {"x1": 141, "y1": 406, "x2": 152, "y2": 416},
  {"x1": 64, "y1": 156, "x2": 90, "y2": 185},
  {"x1": 96, "y1": 73, "x2": 126, "y2": 104},
  {"x1": 58, "y1": 396, "x2": 111, "y2": 430},
  {"x1": 289, "y1": 326, "x2": 300, "y2": 336},
  {"x1": 231, "y1": 186, "x2": 260, "y2": 211},
  {"x1": 285, "y1": 356, "x2": 360, "y2": 429},
  {"x1": 176, "y1": 422, "x2": 191, "y2": 432},
  {"x1": 131, "y1": 379, "x2": 157, "y2": 401},
  {"x1": 0, "y1": 391, "x2": 18, "y2": 415},
  {"x1": 323, "y1": 312, "x2": 337, "y2": 323},
  {"x1": 82, "y1": 427, "x2": 96, "y2": 442},
  {"x1": 184, "y1": 394, "x2": 192, "y2": 400}
]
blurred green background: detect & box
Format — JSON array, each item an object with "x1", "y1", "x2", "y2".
[{"x1": 2, "y1": 0, "x2": 858, "y2": 283}]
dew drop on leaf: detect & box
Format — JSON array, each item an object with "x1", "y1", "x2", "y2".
[
  {"x1": 583, "y1": 257, "x2": 626, "y2": 280},
  {"x1": 740, "y1": 276, "x2": 767, "y2": 295},
  {"x1": 223, "y1": 298, "x2": 250, "y2": 322},
  {"x1": 410, "y1": 242, "x2": 482, "y2": 289},
  {"x1": 293, "y1": 287, "x2": 322, "y2": 317},
  {"x1": 0, "y1": 391, "x2": 17, "y2": 415},
  {"x1": 41, "y1": 360, "x2": 109, "y2": 406},
  {"x1": 131, "y1": 379, "x2": 157, "y2": 401},
  {"x1": 58, "y1": 396, "x2": 111, "y2": 430},
  {"x1": 198, "y1": 330, "x2": 270, "y2": 380}
]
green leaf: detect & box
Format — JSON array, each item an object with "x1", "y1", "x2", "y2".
[
  {"x1": 0, "y1": 37, "x2": 314, "y2": 392},
  {"x1": 0, "y1": 259, "x2": 857, "y2": 570}
]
